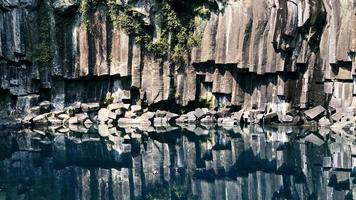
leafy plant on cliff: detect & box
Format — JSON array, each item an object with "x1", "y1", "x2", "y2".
[
  {"x1": 198, "y1": 91, "x2": 216, "y2": 110},
  {"x1": 34, "y1": 1, "x2": 52, "y2": 72},
  {"x1": 107, "y1": 0, "x2": 220, "y2": 65}
]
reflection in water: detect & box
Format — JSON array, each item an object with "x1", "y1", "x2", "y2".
[{"x1": 0, "y1": 126, "x2": 354, "y2": 200}]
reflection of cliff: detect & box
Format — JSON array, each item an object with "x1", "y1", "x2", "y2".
[
  {"x1": 0, "y1": 127, "x2": 353, "y2": 199},
  {"x1": 0, "y1": 0, "x2": 355, "y2": 115}
]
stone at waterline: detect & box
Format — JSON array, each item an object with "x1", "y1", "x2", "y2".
[
  {"x1": 303, "y1": 133, "x2": 324, "y2": 146},
  {"x1": 69, "y1": 125, "x2": 88, "y2": 133},
  {"x1": 57, "y1": 127, "x2": 70, "y2": 133},
  {"x1": 218, "y1": 117, "x2": 235, "y2": 127},
  {"x1": 117, "y1": 118, "x2": 137, "y2": 124},
  {"x1": 51, "y1": 110, "x2": 65, "y2": 116},
  {"x1": 194, "y1": 108, "x2": 208, "y2": 119},
  {"x1": 22, "y1": 114, "x2": 34, "y2": 124},
  {"x1": 68, "y1": 116, "x2": 79, "y2": 125},
  {"x1": 153, "y1": 117, "x2": 169, "y2": 127},
  {"x1": 278, "y1": 114, "x2": 294, "y2": 123},
  {"x1": 81, "y1": 103, "x2": 100, "y2": 112},
  {"x1": 140, "y1": 111, "x2": 156, "y2": 120},
  {"x1": 70, "y1": 102, "x2": 82, "y2": 112},
  {"x1": 39, "y1": 101, "x2": 52, "y2": 113},
  {"x1": 48, "y1": 117, "x2": 62, "y2": 125},
  {"x1": 200, "y1": 115, "x2": 215, "y2": 124},
  {"x1": 331, "y1": 112, "x2": 344, "y2": 122},
  {"x1": 304, "y1": 105, "x2": 326, "y2": 120},
  {"x1": 29, "y1": 106, "x2": 41, "y2": 116},
  {"x1": 34, "y1": 129, "x2": 46, "y2": 135},
  {"x1": 155, "y1": 110, "x2": 167, "y2": 118},
  {"x1": 194, "y1": 127, "x2": 209, "y2": 136},
  {"x1": 318, "y1": 117, "x2": 331, "y2": 127},
  {"x1": 76, "y1": 113, "x2": 89, "y2": 123},
  {"x1": 130, "y1": 105, "x2": 142, "y2": 113},
  {"x1": 106, "y1": 103, "x2": 121, "y2": 111},
  {"x1": 109, "y1": 127, "x2": 117, "y2": 135},
  {"x1": 124, "y1": 111, "x2": 137, "y2": 118},
  {"x1": 83, "y1": 119, "x2": 93, "y2": 129},
  {"x1": 98, "y1": 108, "x2": 116, "y2": 123},
  {"x1": 33, "y1": 114, "x2": 49, "y2": 126},
  {"x1": 166, "y1": 112, "x2": 179, "y2": 121},
  {"x1": 98, "y1": 124, "x2": 110, "y2": 137},
  {"x1": 57, "y1": 114, "x2": 70, "y2": 120}
]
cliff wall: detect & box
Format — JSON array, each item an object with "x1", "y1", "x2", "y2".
[{"x1": 0, "y1": 0, "x2": 355, "y2": 116}]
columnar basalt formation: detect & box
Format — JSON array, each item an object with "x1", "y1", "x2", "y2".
[{"x1": 0, "y1": 0, "x2": 355, "y2": 117}]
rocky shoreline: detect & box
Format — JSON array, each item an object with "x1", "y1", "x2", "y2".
[{"x1": 17, "y1": 100, "x2": 356, "y2": 138}]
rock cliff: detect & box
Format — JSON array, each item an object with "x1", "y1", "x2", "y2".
[{"x1": 0, "y1": 0, "x2": 355, "y2": 117}]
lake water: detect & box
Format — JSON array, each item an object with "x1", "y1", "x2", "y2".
[{"x1": 0, "y1": 125, "x2": 354, "y2": 200}]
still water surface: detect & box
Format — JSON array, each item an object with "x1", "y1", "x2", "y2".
[{"x1": 0, "y1": 125, "x2": 354, "y2": 200}]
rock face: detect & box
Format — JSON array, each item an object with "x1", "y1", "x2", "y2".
[{"x1": 0, "y1": 0, "x2": 355, "y2": 115}]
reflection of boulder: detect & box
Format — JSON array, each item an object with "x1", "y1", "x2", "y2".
[{"x1": 52, "y1": 135, "x2": 131, "y2": 168}]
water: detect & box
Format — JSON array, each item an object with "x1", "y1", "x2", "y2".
[{"x1": 0, "y1": 125, "x2": 354, "y2": 200}]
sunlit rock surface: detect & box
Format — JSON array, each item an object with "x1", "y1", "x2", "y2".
[
  {"x1": 0, "y1": 0, "x2": 355, "y2": 115},
  {"x1": 0, "y1": 126, "x2": 355, "y2": 199}
]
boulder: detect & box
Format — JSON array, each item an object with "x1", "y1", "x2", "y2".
[
  {"x1": 130, "y1": 105, "x2": 142, "y2": 113},
  {"x1": 140, "y1": 111, "x2": 155, "y2": 120},
  {"x1": 124, "y1": 111, "x2": 137, "y2": 118},
  {"x1": 278, "y1": 114, "x2": 294, "y2": 123},
  {"x1": 33, "y1": 114, "x2": 48, "y2": 126},
  {"x1": 81, "y1": 103, "x2": 100, "y2": 112},
  {"x1": 70, "y1": 102, "x2": 82, "y2": 112},
  {"x1": 22, "y1": 114, "x2": 34, "y2": 124},
  {"x1": 39, "y1": 101, "x2": 52, "y2": 113},
  {"x1": 318, "y1": 117, "x2": 331, "y2": 127},
  {"x1": 29, "y1": 106, "x2": 41, "y2": 116},
  {"x1": 331, "y1": 112, "x2": 344, "y2": 122},
  {"x1": 166, "y1": 112, "x2": 179, "y2": 119},
  {"x1": 48, "y1": 117, "x2": 62, "y2": 125},
  {"x1": 98, "y1": 108, "x2": 115, "y2": 123},
  {"x1": 108, "y1": 127, "x2": 117, "y2": 135},
  {"x1": 76, "y1": 113, "x2": 89, "y2": 123},
  {"x1": 200, "y1": 115, "x2": 215, "y2": 124},
  {"x1": 51, "y1": 110, "x2": 65, "y2": 116},
  {"x1": 218, "y1": 117, "x2": 235, "y2": 127},
  {"x1": 68, "y1": 116, "x2": 79, "y2": 125},
  {"x1": 83, "y1": 119, "x2": 93, "y2": 128},
  {"x1": 57, "y1": 114, "x2": 70, "y2": 120},
  {"x1": 263, "y1": 112, "x2": 277, "y2": 124},
  {"x1": 117, "y1": 118, "x2": 136, "y2": 124},
  {"x1": 69, "y1": 125, "x2": 88, "y2": 133},
  {"x1": 107, "y1": 103, "x2": 123, "y2": 111},
  {"x1": 98, "y1": 124, "x2": 110, "y2": 137},
  {"x1": 153, "y1": 117, "x2": 169, "y2": 127},
  {"x1": 193, "y1": 108, "x2": 207, "y2": 119},
  {"x1": 194, "y1": 127, "x2": 209, "y2": 136},
  {"x1": 114, "y1": 108, "x2": 124, "y2": 117},
  {"x1": 304, "y1": 105, "x2": 326, "y2": 120},
  {"x1": 304, "y1": 133, "x2": 324, "y2": 146},
  {"x1": 155, "y1": 110, "x2": 167, "y2": 118},
  {"x1": 175, "y1": 115, "x2": 188, "y2": 124}
]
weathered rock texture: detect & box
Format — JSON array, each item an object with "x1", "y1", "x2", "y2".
[{"x1": 0, "y1": 0, "x2": 355, "y2": 115}]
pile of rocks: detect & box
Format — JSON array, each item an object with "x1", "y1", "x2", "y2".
[{"x1": 22, "y1": 100, "x2": 356, "y2": 137}]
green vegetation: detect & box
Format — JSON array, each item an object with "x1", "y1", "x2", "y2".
[
  {"x1": 35, "y1": 2, "x2": 52, "y2": 72},
  {"x1": 198, "y1": 92, "x2": 216, "y2": 110},
  {"x1": 105, "y1": 0, "x2": 220, "y2": 65}
]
